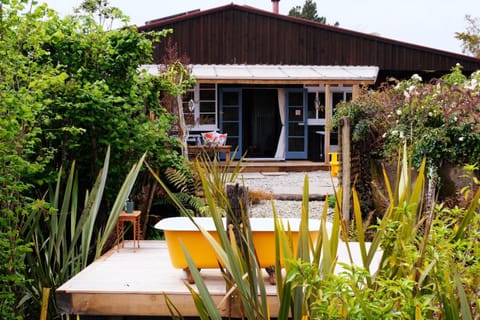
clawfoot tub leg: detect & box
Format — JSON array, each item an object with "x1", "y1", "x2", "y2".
[
  {"x1": 265, "y1": 266, "x2": 276, "y2": 285},
  {"x1": 183, "y1": 267, "x2": 201, "y2": 284}
]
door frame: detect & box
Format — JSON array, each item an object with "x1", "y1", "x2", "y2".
[
  {"x1": 285, "y1": 88, "x2": 308, "y2": 159},
  {"x1": 219, "y1": 88, "x2": 242, "y2": 160}
]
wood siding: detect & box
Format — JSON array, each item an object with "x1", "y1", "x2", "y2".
[{"x1": 139, "y1": 4, "x2": 480, "y2": 81}]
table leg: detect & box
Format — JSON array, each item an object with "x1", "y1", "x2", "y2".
[
  {"x1": 137, "y1": 217, "x2": 141, "y2": 248},
  {"x1": 133, "y1": 220, "x2": 136, "y2": 251},
  {"x1": 116, "y1": 221, "x2": 125, "y2": 251}
]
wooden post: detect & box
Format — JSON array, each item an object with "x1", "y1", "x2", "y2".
[
  {"x1": 341, "y1": 117, "x2": 351, "y2": 224},
  {"x1": 352, "y1": 84, "x2": 360, "y2": 100},
  {"x1": 226, "y1": 183, "x2": 250, "y2": 244},
  {"x1": 225, "y1": 183, "x2": 249, "y2": 318},
  {"x1": 324, "y1": 84, "x2": 331, "y2": 164}
]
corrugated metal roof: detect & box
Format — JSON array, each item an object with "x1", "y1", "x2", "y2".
[{"x1": 142, "y1": 64, "x2": 379, "y2": 83}]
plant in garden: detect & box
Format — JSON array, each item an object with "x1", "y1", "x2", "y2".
[
  {"x1": 151, "y1": 156, "x2": 343, "y2": 319},
  {"x1": 334, "y1": 65, "x2": 480, "y2": 210},
  {"x1": 22, "y1": 148, "x2": 145, "y2": 318},
  {"x1": 0, "y1": 1, "x2": 61, "y2": 317},
  {"x1": 279, "y1": 150, "x2": 479, "y2": 319},
  {"x1": 382, "y1": 66, "x2": 480, "y2": 173},
  {"x1": 35, "y1": 4, "x2": 179, "y2": 208},
  {"x1": 332, "y1": 87, "x2": 390, "y2": 214}
]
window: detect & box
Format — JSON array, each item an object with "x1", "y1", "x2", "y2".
[
  {"x1": 306, "y1": 85, "x2": 352, "y2": 124},
  {"x1": 183, "y1": 83, "x2": 217, "y2": 131}
]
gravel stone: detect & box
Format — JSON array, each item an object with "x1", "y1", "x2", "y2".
[
  {"x1": 234, "y1": 171, "x2": 336, "y2": 219},
  {"x1": 249, "y1": 200, "x2": 329, "y2": 219}
]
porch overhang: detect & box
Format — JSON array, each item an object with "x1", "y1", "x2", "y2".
[{"x1": 142, "y1": 64, "x2": 379, "y2": 85}]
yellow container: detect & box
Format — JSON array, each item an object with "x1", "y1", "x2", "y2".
[
  {"x1": 329, "y1": 152, "x2": 339, "y2": 177},
  {"x1": 155, "y1": 217, "x2": 322, "y2": 269}
]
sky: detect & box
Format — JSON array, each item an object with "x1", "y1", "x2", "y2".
[{"x1": 42, "y1": 0, "x2": 479, "y2": 55}]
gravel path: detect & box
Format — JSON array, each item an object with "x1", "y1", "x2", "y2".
[
  {"x1": 234, "y1": 171, "x2": 336, "y2": 219},
  {"x1": 249, "y1": 199, "x2": 330, "y2": 219}
]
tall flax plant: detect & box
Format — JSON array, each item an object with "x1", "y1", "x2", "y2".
[
  {"x1": 22, "y1": 147, "x2": 146, "y2": 317},
  {"x1": 351, "y1": 145, "x2": 480, "y2": 318},
  {"x1": 149, "y1": 159, "x2": 269, "y2": 319},
  {"x1": 274, "y1": 176, "x2": 342, "y2": 319},
  {"x1": 353, "y1": 145, "x2": 426, "y2": 279},
  {"x1": 149, "y1": 160, "x2": 342, "y2": 319},
  {"x1": 195, "y1": 150, "x2": 244, "y2": 211}
]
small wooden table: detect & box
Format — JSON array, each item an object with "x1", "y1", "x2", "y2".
[
  {"x1": 116, "y1": 210, "x2": 141, "y2": 251},
  {"x1": 188, "y1": 145, "x2": 231, "y2": 161}
]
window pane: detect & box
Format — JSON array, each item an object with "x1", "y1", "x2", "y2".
[
  {"x1": 199, "y1": 114, "x2": 216, "y2": 125},
  {"x1": 201, "y1": 83, "x2": 215, "y2": 89},
  {"x1": 288, "y1": 108, "x2": 303, "y2": 121},
  {"x1": 223, "y1": 92, "x2": 239, "y2": 105},
  {"x1": 288, "y1": 123, "x2": 304, "y2": 136},
  {"x1": 307, "y1": 93, "x2": 316, "y2": 119},
  {"x1": 200, "y1": 89, "x2": 215, "y2": 100},
  {"x1": 307, "y1": 92, "x2": 325, "y2": 119},
  {"x1": 184, "y1": 113, "x2": 195, "y2": 126},
  {"x1": 199, "y1": 101, "x2": 215, "y2": 113},
  {"x1": 288, "y1": 92, "x2": 303, "y2": 106},
  {"x1": 223, "y1": 123, "x2": 239, "y2": 136},
  {"x1": 223, "y1": 108, "x2": 239, "y2": 121},
  {"x1": 288, "y1": 138, "x2": 304, "y2": 152},
  {"x1": 333, "y1": 92, "x2": 344, "y2": 109}
]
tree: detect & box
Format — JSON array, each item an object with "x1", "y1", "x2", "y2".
[
  {"x1": 34, "y1": 1, "x2": 183, "y2": 208},
  {"x1": 159, "y1": 39, "x2": 195, "y2": 159},
  {"x1": 288, "y1": 0, "x2": 339, "y2": 26},
  {"x1": 0, "y1": 0, "x2": 191, "y2": 316},
  {"x1": 0, "y1": 1, "x2": 59, "y2": 317},
  {"x1": 455, "y1": 15, "x2": 480, "y2": 58}
]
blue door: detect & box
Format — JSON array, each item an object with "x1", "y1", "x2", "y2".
[
  {"x1": 219, "y1": 88, "x2": 242, "y2": 160},
  {"x1": 286, "y1": 89, "x2": 308, "y2": 159}
]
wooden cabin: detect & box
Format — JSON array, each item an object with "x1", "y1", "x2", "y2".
[{"x1": 139, "y1": 3, "x2": 480, "y2": 163}]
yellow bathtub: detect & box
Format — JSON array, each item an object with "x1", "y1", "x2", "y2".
[{"x1": 155, "y1": 217, "x2": 323, "y2": 283}]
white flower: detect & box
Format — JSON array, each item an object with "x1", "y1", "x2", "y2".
[
  {"x1": 392, "y1": 130, "x2": 398, "y2": 136},
  {"x1": 382, "y1": 132, "x2": 387, "y2": 138},
  {"x1": 399, "y1": 131, "x2": 404, "y2": 139},
  {"x1": 459, "y1": 137, "x2": 465, "y2": 142},
  {"x1": 396, "y1": 109, "x2": 402, "y2": 116},
  {"x1": 464, "y1": 78, "x2": 478, "y2": 90},
  {"x1": 428, "y1": 112, "x2": 433, "y2": 117},
  {"x1": 411, "y1": 74, "x2": 422, "y2": 82}
]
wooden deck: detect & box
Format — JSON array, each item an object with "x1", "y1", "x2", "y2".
[
  {"x1": 227, "y1": 160, "x2": 330, "y2": 172},
  {"x1": 56, "y1": 240, "x2": 280, "y2": 317},
  {"x1": 56, "y1": 240, "x2": 380, "y2": 317}
]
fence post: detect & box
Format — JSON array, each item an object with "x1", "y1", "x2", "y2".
[{"x1": 341, "y1": 117, "x2": 351, "y2": 224}]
